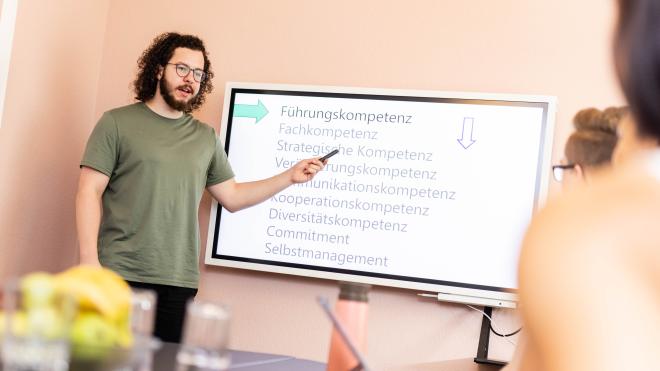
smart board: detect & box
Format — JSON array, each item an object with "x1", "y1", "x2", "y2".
[{"x1": 205, "y1": 82, "x2": 556, "y2": 307}]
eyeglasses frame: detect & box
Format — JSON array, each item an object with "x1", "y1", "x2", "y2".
[{"x1": 165, "y1": 62, "x2": 207, "y2": 82}]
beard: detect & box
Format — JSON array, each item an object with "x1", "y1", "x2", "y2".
[{"x1": 159, "y1": 76, "x2": 198, "y2": 113}]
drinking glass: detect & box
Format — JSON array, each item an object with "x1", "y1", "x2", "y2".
[
  {"x1": 1, "y1": 278, "x2": 75, "y2": 371},
  {"x1": 130, "y1": 288, "x2": 157, "y2": 339},
  {"x1": 176, "y1": 299, "x2": 231, "y2": 370},
  {"x1": 129, "y1": 288, "x2": 159, "y2": 371}
]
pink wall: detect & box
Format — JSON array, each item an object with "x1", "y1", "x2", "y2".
[
  {"x1": 1, "y1": 0, "x2": 622, "y2": 368},
  {"x1": 0, "y1": 0, "x2": 109, "y2": 280}
]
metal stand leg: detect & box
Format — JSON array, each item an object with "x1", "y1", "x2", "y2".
[{"x1": 473, "y1": 306, "x2": 507, "y2": 367}]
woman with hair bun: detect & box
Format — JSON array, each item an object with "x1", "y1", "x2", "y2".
[{"x1": 552, "y1": 107, "x2": 626, "y2": 186}]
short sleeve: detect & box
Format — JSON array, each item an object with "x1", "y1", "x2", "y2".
[
  {"x1": 206, "y1": 136, "x2": 235, "y2": 186},
  {"x1": 80, "y1": 112, "x2": 119, "y2": 177}
]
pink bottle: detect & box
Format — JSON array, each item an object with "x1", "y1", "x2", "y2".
[{"x1": 326, "y1": 282, "x2": 370, "y2": 371}]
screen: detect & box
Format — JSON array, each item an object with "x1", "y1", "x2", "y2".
[{"x1": 205, "y1": 83, "x2": 555, "y2": 306}]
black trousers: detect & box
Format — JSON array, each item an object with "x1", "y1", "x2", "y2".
[{"x1": 127, "y1": 281, "x2": 198, "y2": 343}]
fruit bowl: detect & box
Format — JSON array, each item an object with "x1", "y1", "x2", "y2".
[{"x1": 3, "y1": 267, "x2": 158, "y2": 371}]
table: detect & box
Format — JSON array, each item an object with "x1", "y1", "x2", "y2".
[
  {"x1": 152, "y1": 342, "x2": 325, "y2": 370},
  {"x1": 0, "y1": 341, "x2": 502, "y2": 371},
  {"x1": 154, "y1": 344, "x2": 502, "y2": 371},
  {"x1": 152, "y1": 343, "x2": 503, "y2": 371}
]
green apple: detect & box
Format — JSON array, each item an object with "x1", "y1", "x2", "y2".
[
  {"x1": 20, "y1": 272, "x2": 56, "y2": 309},
  {"x1": 70, "y1": 312, "x2": 118, "y2": 360}
]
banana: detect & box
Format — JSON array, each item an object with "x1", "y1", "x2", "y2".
[{"x1": 54, "y1": 266, "x2": 131, "y2": 323}]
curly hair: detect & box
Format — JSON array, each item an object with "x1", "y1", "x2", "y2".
[
  {"x1": 565, "y1": 106, "x2": 628, "y2": 168},
  {"x1": 132, "y1": 32, "x2": 214, "y2": 113}
]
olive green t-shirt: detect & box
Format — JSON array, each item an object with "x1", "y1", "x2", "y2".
[{"x1": 81, "y1": 103, "x2": 234, "y2": 288}]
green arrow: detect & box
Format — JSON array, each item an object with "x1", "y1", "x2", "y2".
[{"x1": 232, "y1": 100, "x2": 269, "y2": 123}]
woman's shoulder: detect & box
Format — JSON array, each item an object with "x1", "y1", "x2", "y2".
[
  {"x1": 528, "y1": 158, "x2": 660, "y2": 253},
  {"x1": 517, "y1": 156, "x2": 660, "y2": 370}
]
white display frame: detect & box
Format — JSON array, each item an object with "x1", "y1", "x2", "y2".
[{"x1": 205, "y1": 82, "x2": 556, "y2": 308}]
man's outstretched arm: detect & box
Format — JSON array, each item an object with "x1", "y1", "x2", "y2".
[{"x1": 207, "y1": 157, "x2": 324, "y2": 212}]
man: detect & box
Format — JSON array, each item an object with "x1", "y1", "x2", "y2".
[{"x1": 76, "y1": 32, "x2": 325, "y2": 342}]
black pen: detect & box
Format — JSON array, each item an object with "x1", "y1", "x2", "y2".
[{"x1": 319, "y1": 149, "x2": 339, "y2": 162}]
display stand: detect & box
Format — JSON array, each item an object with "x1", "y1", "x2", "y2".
[{"x1": 473, "y1": 306, "x2": 507, "y2": 367}]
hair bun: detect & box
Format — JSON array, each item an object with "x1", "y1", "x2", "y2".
[{"x1": 573, "y1": 107, "x2": 627, "y2": 134}]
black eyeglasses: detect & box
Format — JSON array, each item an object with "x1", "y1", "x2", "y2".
[
  {"x1": 552, "y1": 164, "x2": 576, "y2": 182},
  {"x1": 166, "y1": 63, "x2": 206, "y2": 82}
]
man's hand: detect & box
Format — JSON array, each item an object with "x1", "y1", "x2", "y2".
[{"x1": 288, "y1": 158, "x2": 325, "y2": 184}]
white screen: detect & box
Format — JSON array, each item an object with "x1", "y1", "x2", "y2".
[{"x1": 206, "y1": 83, "x2": 555, "y2": 304}]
